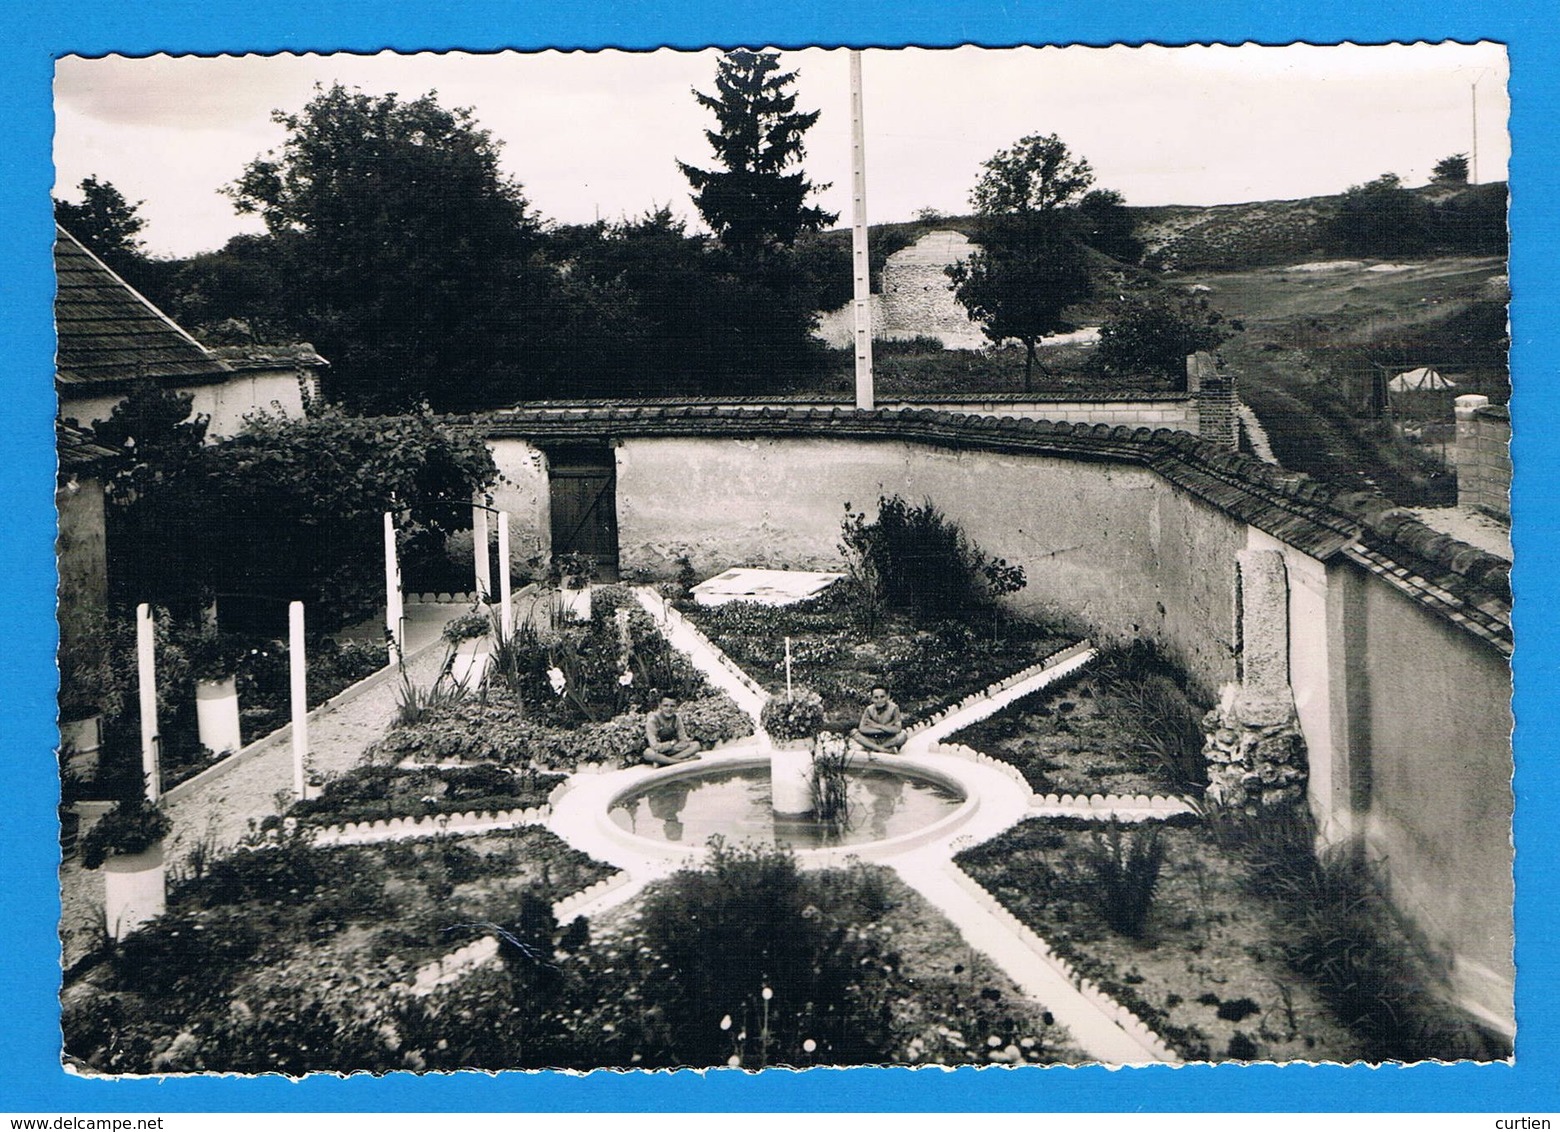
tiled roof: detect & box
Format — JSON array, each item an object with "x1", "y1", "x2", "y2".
[
  {"x1": 207, "y1": 344, "x2": 329, "y2": 371},
  {"x1": 481, "y1": 403, "x2": 1511, "y2": 655},
  {"x1": 519, "y1": 390, "x2": 1191, "y2": 408},
  {"x1": 55, "y1": 419, "x2": 118, "y2": 475},
  {"x1": 54, "y1": 226, "x2": 231, "y2": 392}
]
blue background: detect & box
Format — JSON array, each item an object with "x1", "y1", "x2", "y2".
[{"x1": 3, "y1": 0, "x2": 1554, "y2": 1112}]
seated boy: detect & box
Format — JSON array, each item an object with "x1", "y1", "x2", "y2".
[
  {"x1": 643, "y1": 694, "x2": 703, "y2": 766},
  {"x1": 850, "y1": 685, "x2": 909, "y2": 754}
]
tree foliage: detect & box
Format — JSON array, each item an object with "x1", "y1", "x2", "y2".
[
  {"x1": 970, "y1": 133, "x2": 1095, "y2": 216},
  {"x1": 678, "y1": 50, "x2": 837, "y2": 257},
  {"x1": 948, "y1": 214, "x2": 1092, "y2": 390},
  {"x1": 1432, "y1": 153, "x2": 1470, "y2": 185},
  {"x1": 949, "y1": 133, "x2": 1102, "y2": 390},
  {"x1": 100, "y1": 400, "x2": 497, "y2": 629},
  {"x1": 1326, "y1": 173, "x2": 1436, "y2": 258},
  {"x1": 226, "y1": 84, "x2": 545, "y2": 412},
  {"x1": 1093, "y1": 291, "x2": 1236, "y2": 383},
  {"x1": 55, "y1": 176, "x2": 147, "y2": 265},
  {"x1": 1077, "y1": 188, "x2": 1144, "y2": 263}
]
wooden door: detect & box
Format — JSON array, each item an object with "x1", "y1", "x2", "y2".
[{"x1": 548, "y1": 446, "x2": 619, "y2": 581}]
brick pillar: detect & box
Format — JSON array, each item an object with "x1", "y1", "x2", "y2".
[
  {"x1": 1189, "y1": 351, "x2": 1238, "y2": 448},
  {"x1": 1455, "y1": 395, "x2": 1511, "y2": 519}
]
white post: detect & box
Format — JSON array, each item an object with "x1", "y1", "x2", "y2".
[
  {"x1": 849, "y1": 49, "x2": 875, "y2": 411},
  {"x1": 473, "y1": 504, "x2": 492, "y2": 602},
  {"x1": 384, "y1": 512, "x2": 403, "y2": 666},
  {"x1": 497, "y1": 511, "x2": 513, "y2": 641},
  {"x1": 289, "y1": 602, "x2": 308, "y2": 801},
  {"x1": 785, "y1": 636, "x2": 793, "y2": 699},
  {"x1": 135, "y1": 603, "x2": 159, "y2": 802}
]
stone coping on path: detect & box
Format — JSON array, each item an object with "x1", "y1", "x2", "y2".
[
  {"x1": 1027, "y1": 795, "x2": 1198, "y2": 820},
  {"x1": 309, "y1": 804, "x2": 554, "y2": 847}
]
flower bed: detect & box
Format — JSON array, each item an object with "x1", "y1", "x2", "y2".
[
  {"x1": 62, "y1": 825, "x2": 616, "y2": 1074},
  {"x1": 280, "y1": 763, "x2": 568, "y2": 829},
  {"x1": 680, "y1": 584, "x2": 1072, "y2": 733},
  {"x1": 948, "y1": 645, "x2": 1207, "y2": 797},
  {"x1": 955, "y1": 815, "x2": 1486, "y2": 1063},
  {"x1": 370, "y1": 685, "x2": 752, "y2": 771}
]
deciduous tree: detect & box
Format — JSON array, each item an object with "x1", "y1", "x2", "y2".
[
  {"x1": 1093, "y1": 291, "x2": 1236, "y2": 383},
  {"x1": 227, "y1": 84, "x2": 545, "y2": 412}
]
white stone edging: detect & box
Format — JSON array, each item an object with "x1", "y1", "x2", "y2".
[
  {"x1": 945, "y1": 864, "x2": 1179, "y2": 1062},
  {"x1": 552, "y1": 870, "x2": 635, "y2": 924},
  {"x1": 1027, "y1": 794, "x2": 1197, "y2": 821},
  {"x1": 906, "y1": 640, "x2": 1096, "y2": 744},
  {"x1": 311, "y1": 804, "x2": 553, "y2": 847}
]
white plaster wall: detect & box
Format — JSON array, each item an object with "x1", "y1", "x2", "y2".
[
  {"x1": 487, "y1": 439, "x2": 552, "y2": 563},
  {"x1": 612, "y1": 434, "x2": 1243, "y2": 691},
  {"x1": 61, "y1": 371, "x2": 312, "y2": 439}
]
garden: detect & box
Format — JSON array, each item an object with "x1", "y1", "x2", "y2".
[
  {"x1": 680, "y1": 496, "x2": 1072, "y2": 734},
  {"x1": 61, "y1": 482, "x2": 1507, "y2": 1073},
  {"x1": 956, "y1": 810, "x2": 1505, "y2": 1064}
]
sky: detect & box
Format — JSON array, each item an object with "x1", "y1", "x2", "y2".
[{"x1": 53, "y1": 42, "x2": 1510, "y2": 259}]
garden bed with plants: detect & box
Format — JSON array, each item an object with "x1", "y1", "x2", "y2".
[
  {"x1": 67, "y1": 836, "x2": 1091, "y2": 1073},
  {"x1": 956, "y1": 813, "x2": 1507, "y2": 1064},
  {"x1": 279, "y1": 762, "x2": 569, "y2": 829},
  {"x1": 678, "y1": 496, "x2": 1074, "y2": 734},
  {"x1": 63, "y1": 824, "x2": 616, "y2": 1074},
  {"x1": 946, "y1": 643, "x2": 1209, "y2": 798},
  {"x1": 373, "y1": 585, "x2": 753, "y2": 774}
]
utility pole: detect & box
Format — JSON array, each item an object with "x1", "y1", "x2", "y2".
[
  {"x1": 850, "y1": 50, "x2": 874, "y2": 410},
  {"x1": 1471, "y1": 76, "x2": 1480, "y2": 185}
]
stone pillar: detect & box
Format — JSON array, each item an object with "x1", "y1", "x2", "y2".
[
  {"x1": 1455, "y1": 395, "x2": 1511, "y2": 519},
  {"x1": 1203, "y1": 549, "x2": 1309, "y2": 810},
  {"x1": 289, "y1": 601, "x2": 308, "y2": 801}
]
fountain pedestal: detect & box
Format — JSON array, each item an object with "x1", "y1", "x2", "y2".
[{"x1": 769, "y1": 740, "x2": 814, "y2": 815}]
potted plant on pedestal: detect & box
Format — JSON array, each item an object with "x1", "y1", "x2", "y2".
[
  {"x1": 554, "y1": 551, "x2": 598, "y2": 621},
  {"x1": 761, "y1": 688, "x2": 825, "y2": 815},
  {"x1": 188, "y1": 624, "x2": 243, "y2": 758},
  {"x1": 442, "y1": 607, "x2": 494, "y2": 688},
  {"x1": 57, "y1": 610, "x2": 126, "y2": 782},
  {"x1": 79, "y1": 795, "x2": 172, "y2": 940}
]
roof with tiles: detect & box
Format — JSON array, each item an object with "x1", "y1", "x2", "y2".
[
  {"x1": 480, "y1": 403, "x2": 1511, "y2": 656},
  {"x1": 207, "y1": 344, "x2": 329, "y2": 372},
  {"x1": 55, "y1": 420, "x2": 118, "y2": 475},
  {"x1": 55, "y1": 226, "x2": 232, "y2": 393}
]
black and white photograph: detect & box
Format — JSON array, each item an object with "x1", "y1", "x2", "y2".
[{"x1": 51, "y1": 42, "x2": 1516, "y2": 1075}]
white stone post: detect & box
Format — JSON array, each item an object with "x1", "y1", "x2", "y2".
[
  {"x1": 289, "y1": 601, "x2": 308, "y2": 801},
  {"x1": 384, "y1": 512, "x2": 403, "y2": 666},
  {"x1": 135, "y1": 603, "x2": 160, "y2": 802},
  {"x1": 497, "y1": 511, "x2": 513, "y2": 641},
  {"x1": 473, "y1": 504, "x2": 492, "y2": 602}
]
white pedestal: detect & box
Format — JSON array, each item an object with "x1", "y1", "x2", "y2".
[
  {"x1": 104, "y1": 842, "x2": 166, "y2": 941},
  {"x1": 770, "y1": 743, "x2": 815, "y2": 815},
  {"x1": 560, "y1": 585, "x2": 592, "y2": 622},
  {"x1": 450, "y1": 646, "x2": 491, "y2": 688},
  {"x1": 60, "y1": 715, "x2": 102, "y2": 780},
  {"x1": 195, "y1": 676, "x2": 243, "y2": 756}
]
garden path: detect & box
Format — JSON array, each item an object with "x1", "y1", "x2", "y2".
[
  {"x1": 59, "y1": 603, "x2": 471, "y2": 969},
  {"x1": 891, "y1": 850, "x2": 1175, "y2": 1064}
]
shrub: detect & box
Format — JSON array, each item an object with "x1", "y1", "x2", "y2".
[
  {"x1": 635, "y1": 841, "x2": 896, "y2": 1067},
  {"x1": 441, "y1": 610, "x2": 492, "y2": 645},
  {"x1": 1083, "y1": 822, "x2": 1165, "y2": 938},
  {"x1": 760, "y1": 688, "x2": 825, "y2": 740},
  {"x1": 676, "y1": 692, "x2": 756, "y2": 748}
]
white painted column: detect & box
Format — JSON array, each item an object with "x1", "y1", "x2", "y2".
[
  {"x1": 384, "y1": 512, "x2": 403, "y2": 666},
  {"x1": 849, "y1": 50, "x2": 874, "y2": 411},
  {"x1": 289, "y1": 601, "x2": 308, "y2": 801},
  {"x1": 473, "y1": 504, "x2": 492, "y2": 601},
  {"x1": 135, "y1": 603, "x2": 160, "y2": 802},
  {"x1": 497, "y1": 511, "x2": 513, "y2": 640}
]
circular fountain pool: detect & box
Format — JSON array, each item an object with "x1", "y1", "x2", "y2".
[{"x1": 607, "y1": 762, "x2": 967, "y2": 851}]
